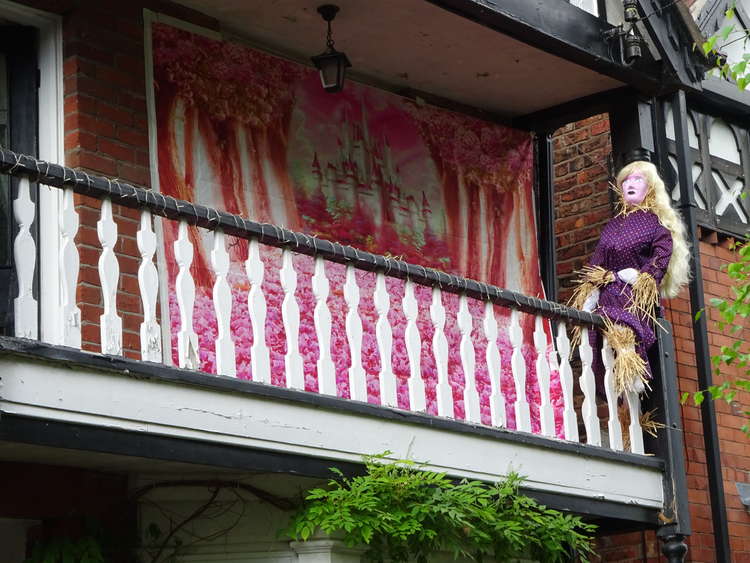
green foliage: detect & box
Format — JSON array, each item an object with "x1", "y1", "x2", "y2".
[
  {"x1": 692, "y1": 238, "x2": 750, "y2": 435},
  {"x1": 700, "y1": 3, "x2": 750, "y2": 90},
  {"x1": 285, "y1": 454, "x2": 596, "y2": 563},
  {"x1": 24, "y1": 536, "x2": 104, "y2": 563}
]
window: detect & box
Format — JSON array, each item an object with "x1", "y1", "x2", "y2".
[
  {"x1": 665, "y1": 104, "x2": 750, "y2": 236},
  {"x1": 0, "y1": 27, "x2": 38, "y2": 335}
]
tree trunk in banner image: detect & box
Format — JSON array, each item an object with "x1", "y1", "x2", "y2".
[
  {"x1": 489, "y1": 189, "x2": 514, "y2": 290},
  {"x1": 156, "y1": 90, "x2": 211, "y2": 287},
  {"x1": 265, "y1": 111, "x2": 301, "y2": 230},
  {"x1": 434, "y1": 162, "x2": 461, "y2": 271},
  {"x1": 464, "y1": 178, "x2": 495, "y2": 283},
  {"x1": 202, "y1": 116, "x2": 250, "y2": 263},
  {"x1": 456, "y1": 171, "x2": 470, "y2": 277}
]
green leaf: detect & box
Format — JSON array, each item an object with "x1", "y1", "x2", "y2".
[
  {"x1": 694, "y1": 390, "x2": 705, "y2": 405},
  {"x1": 703, "y1": 36, "x2": 718, "y2": 55},
  {"x1": 720, "y1": 24, "x2": 735, "y2": 41},
  {"x1": 680, "y1": 391, "x2": 690, "y2": 404}
]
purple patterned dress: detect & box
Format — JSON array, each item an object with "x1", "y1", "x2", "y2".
[{"x1": 588, "y1": 210, "x2": 673, "y2": 383}]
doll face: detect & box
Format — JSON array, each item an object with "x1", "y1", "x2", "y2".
[{"x1": 621, "y1": 172, "x2": 650, "y2": 205}]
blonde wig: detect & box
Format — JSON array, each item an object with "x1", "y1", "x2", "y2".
[{"x1": 615, "y1": 161, "x2": 690, "y2": 298}]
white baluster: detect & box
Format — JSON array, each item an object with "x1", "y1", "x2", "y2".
[
  {"x1": 174, "y1": 220, "x2": 199, "y2": 369},
  {"x1": 579, "y1": 327, "x2": 601, "y2": 446},
  {"x1": 344, "y1": 265, "x2": 367, "y2": 401},
  {"x1": 13, "y1": 176, "x2": 38, "y2": 339},
  {"x1": 458, "y1": 294, "x2": 480, "y2": 423},
  {"x1": 280, "y1": 248, "x2": 304, "y2": 390},
  {"x1": 97, "y1": 198, "x2": 122, "y2": 355},
  {"x1": 431, "y1": 287, "x2": 453, "y2": 417},
  {"x1": 484, "y1": 302, "x2": 505, "y2": 427},
  {"x1": 624, "y1": 390, "x2": 645, "y2": 454},
  {"x1": 313, "y1": 256, "x2": 336, "y2": 396},
  {"x1": 59, "y1": 187, "x2": 81, "y2": 348},
  {"x1": 602, "y1": 336, "x2": 623, "y2": 450},
  {"x1": 555, "y1": 322, "x2": 579, "y2": 441},
  {"x1": 246, "y1": 239, "x2": 270, "y2": 384},
  {"x1": 403, "y1": 279, "x2": 425, "y2": 412},
  {"x1": 509, "y1": 309, "x2": 531, "y2": 432},
  {"x1": 375, "y1": 272, "x2": 397, "y2": 408},
  {"x1": 137, "y1": 209, "x2": 161, "y2": 362},
  {"x1": 211, "y1": 230, "x2": 236, "y2": 376},
  {"x1": 534, "y1": 315, "x2": 555, "y2": 437}
]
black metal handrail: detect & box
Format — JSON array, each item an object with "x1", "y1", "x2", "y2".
[{"x1": 0, "y1": 146, "x2": 605, "y2": 328}]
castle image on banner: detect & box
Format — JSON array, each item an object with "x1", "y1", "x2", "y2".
[{"x1": 308, "y1": 106, "x2": 434, "y2": 246}]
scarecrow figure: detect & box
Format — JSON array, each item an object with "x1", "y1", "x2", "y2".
[{"x1": 571, "y1": 160, "x2": 690, "y2": 394}]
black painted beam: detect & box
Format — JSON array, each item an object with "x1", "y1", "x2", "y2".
[
  {"x1": 650, "y1": 320, "x2": 691, "y2": 538},
  {"x1": 693, "y1": 78, "x2": 750, "y2": 128},
  {"x1": 514, "y1": 87, "x2": 628, "y2": 132},
  {"x1": 426, "y1": 0, "x2": 664, "y2": 93},
  {"x1": 671, "y1": 89, "x2": 731, "y2": 562},
  {"x1": 635, "y1": 0, "x2": 704, "y2": 89},
  {"x1": 535, "y1": 133, "x2": 557, "y2": 302},
  {"x1": 608, "y1": 93, "x2": 657, "y2": 169}
]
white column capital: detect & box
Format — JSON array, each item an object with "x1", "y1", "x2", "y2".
[{"x1": 290, "y1": 537, "x2": 365, "y2": 563}]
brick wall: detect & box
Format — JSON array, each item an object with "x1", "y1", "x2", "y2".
[
  {"x1": 63, "y1": 2, "x2": 150, "y2": 358},
  {"x1": 21, "y1": 0, "x2": 216, "y2": 358},
  {"x1": 595, "y1": 531, "x2": 661, "y2": 562},
  {"x1": 664, "y1": 236, "x2": 750, "y2": 561},
  {"x1": 553, "y1": 116, "x2": 750, "y2": 561},
  {"x1": 552, "y1": 114, "x2": 614, "y2": 303}
]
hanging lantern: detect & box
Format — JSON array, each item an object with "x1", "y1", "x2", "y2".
[
  {"x1": 624, "y1": 27, "x2": 642, "y2": 65},
  {"x1": 623, "y1": 0, "x2": 639, "y2": 23},
  {"x1": 311, "y1": 4, "x2": 351, "y2": 93}
]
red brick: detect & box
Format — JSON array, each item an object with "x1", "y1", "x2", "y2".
[
  {"x1": 65, "y1": 129, "x2": 98, "y2": 152},
  {"x1": 67, "y1": 149, "x2": 117, "y2": 176},
  {"x1": 590, "y1": 119, "x2": 610, "y2": 135},
  {"x1": 99, "y1": 138, "x2": 135, "y2": 162},
  {"x1": 98, "y1": 101, "x2": 134, "y2": 127},
  {"x1": 117, "y1": 162, "x2": 150, "y2": 187}
]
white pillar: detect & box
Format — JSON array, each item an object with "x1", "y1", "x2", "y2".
[{"x1": 291, "y1": 538, "x2": 365, "y2": 563}]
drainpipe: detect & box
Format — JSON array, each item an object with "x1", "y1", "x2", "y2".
[{"x1": 671, "y1": 89, "x2": 731, "y2": 561}]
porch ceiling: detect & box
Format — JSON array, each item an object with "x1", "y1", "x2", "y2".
[{"x1": 172, "y1": 0, "x2": 624, "y2": 118}]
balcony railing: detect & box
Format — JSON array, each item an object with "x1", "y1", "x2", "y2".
[{"x1": 0, "y1": 147, "x2": 647, "y2": 454}]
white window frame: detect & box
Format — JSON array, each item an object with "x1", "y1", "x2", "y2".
[
  {"x1": 0, "y1": 0, "x2": 64, "y2": 344},
  {"x1": 569, "y1": 0, "x2": 599, "y2": 17}
]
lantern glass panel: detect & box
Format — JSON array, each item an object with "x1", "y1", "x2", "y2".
[{"x1": 319, "y1": 57, "x2": 340, "y2": 90}]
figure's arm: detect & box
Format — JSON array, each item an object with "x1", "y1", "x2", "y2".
[
  {"x1": 626, "y1": 225, "x2": 673, "y2": 320},
  {"x1": 570, "y1": 235, "x2": 614, "y2": 311},
  {"x1": 641, "y1": 225, "x2": 673, "y2": 284}
]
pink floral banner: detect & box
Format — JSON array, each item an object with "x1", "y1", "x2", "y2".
[{"x1": 150, "y1": 22, "x2": 563, "y2": 432}]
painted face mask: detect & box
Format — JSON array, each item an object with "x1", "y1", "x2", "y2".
[{"x1": 621, "y1": 172, "x2": 649, "y2": 205}]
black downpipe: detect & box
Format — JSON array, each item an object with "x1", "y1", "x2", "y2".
[
  {"x1": 535, "y1": 132, "x2": 558, "y2": 303},
  {"x1": 671, "y1": 90, "x2": 731, "y2": 561}
]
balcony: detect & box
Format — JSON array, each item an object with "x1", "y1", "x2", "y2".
[
  {"x1": 0, "y1": 147, "x2": 682, "y2": 525},
  {"x1": 0, "y1": 149, "x2": 680, "y2": 521}
]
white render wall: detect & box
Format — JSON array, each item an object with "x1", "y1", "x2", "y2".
[{"x1": 0, "y1": 354, "x2": 664, "y2": 510}]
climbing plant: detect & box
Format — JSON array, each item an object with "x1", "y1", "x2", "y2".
[
  {"x1": 24, "y1": 536, "x2": 104, "y2": 563},
  {"x1": 285, "y1": 454, "x2": 596, "y2": 563},
  {"x1": 688, "y1": 240, "x2": 750, "y2": 435},
  {"x1": 701, "y1": 2, "x2": 750, "y2": 89}
]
